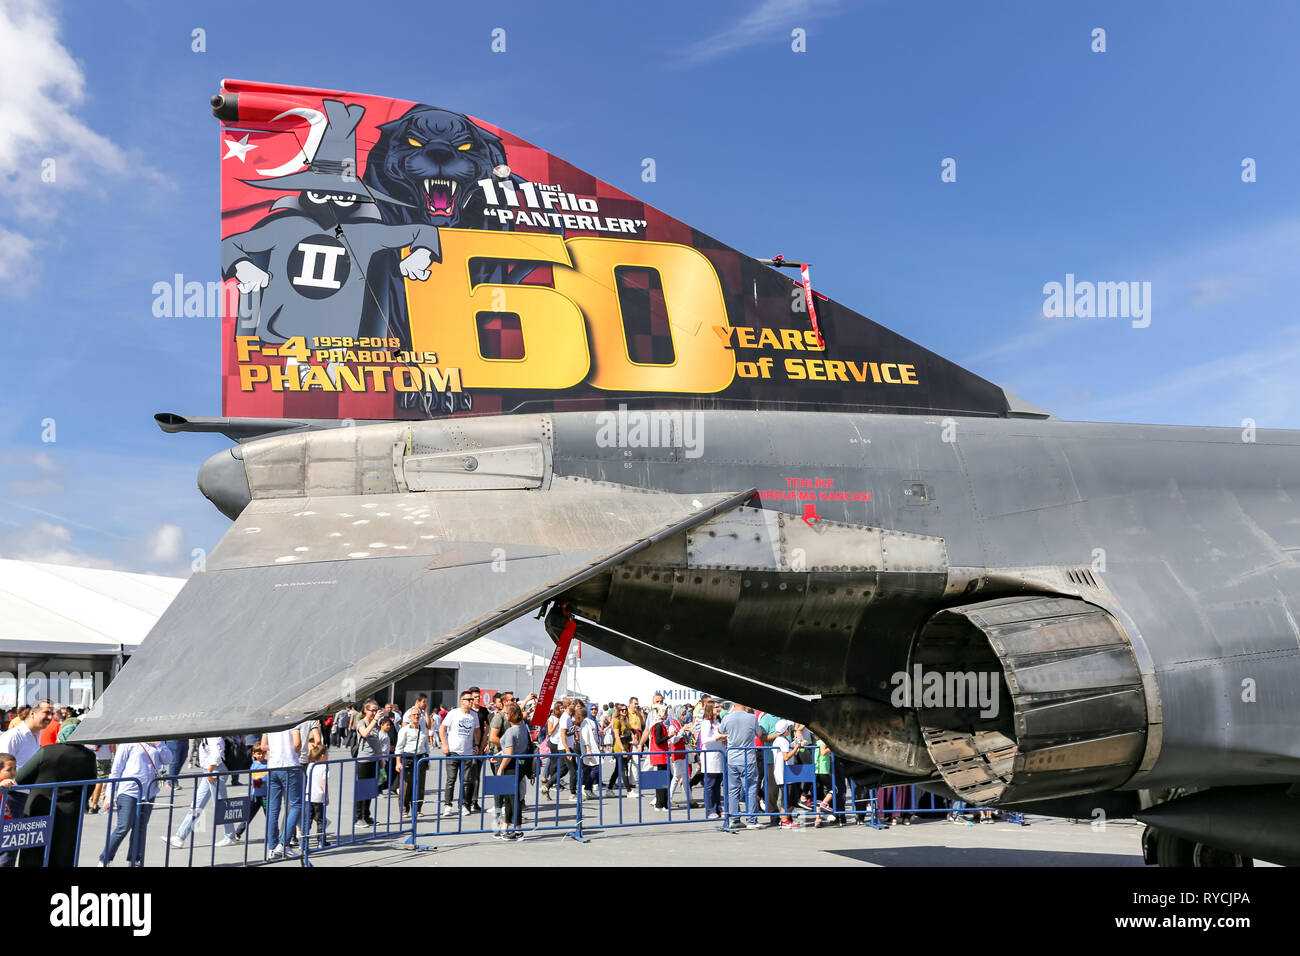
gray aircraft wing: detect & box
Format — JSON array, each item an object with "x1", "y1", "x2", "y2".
[{"x1": 73, "y1": 480, "x2": 754, "y2": 743}]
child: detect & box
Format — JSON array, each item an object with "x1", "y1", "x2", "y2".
[
  {"x1": 233, "y1": 743, "x2": 268, "y2": 843},
  {"x1": 814, "y1": 738, "x2": 835, "y2": 827},
  {"x1": 772, "y1": 720, "x2": 800, "y2": 828},
  {"x1": 0, "y1": 752, "x2": 16, "y2": 817},
  {"x1": 307, "y1": 742, "x2": 329, "y2": 848}
]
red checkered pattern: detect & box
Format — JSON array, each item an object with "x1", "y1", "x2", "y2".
[{"x1": 477, "y1": 313, "x2": 525, "y2": 361}]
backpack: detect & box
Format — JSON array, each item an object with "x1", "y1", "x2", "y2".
[
  {"x1": 518, "y1": 727, "x2": 537, "y2": 780},
  {"x1": 223, "y1": 736, "x2": 252, "y2": 772},
  {"x1": 348, "y1": 728, "x2": 360, "y2": 759}
]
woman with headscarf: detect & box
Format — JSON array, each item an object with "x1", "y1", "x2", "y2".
[
  {"x1": 15, "y1": 720, "x2": 98, "y2": 866},
  {"x1": 666, "y1": 706, "x2": 691, "y2": 809},
  {"x1": 647, "y1": 705, "x2": 672, "y2": 810}
]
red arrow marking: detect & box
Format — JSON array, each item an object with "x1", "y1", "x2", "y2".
[{"x1": 802, "y1": 504, "x2": 821, "y2": 528}]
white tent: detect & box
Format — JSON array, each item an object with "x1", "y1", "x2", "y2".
[
  {"x1": 438, "y1": 635, "x2": 549, "y2": 670},
  {"x1": 0, "y1": 559, "x2": 187, "y2": 707},
  {"x1": 570, "y1": 664, "x2": 705, "y2": 708},
  {"x1": 0, "y1": 558, "x2": 185, "y2": 657},
  {"x1": 431, "y1": 635, "x2": 553, "y2": 702}
]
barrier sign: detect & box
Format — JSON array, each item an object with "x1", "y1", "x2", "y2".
[
  {"x1": 216, "y1": 796, "x2": 252, "y2": 826},
  {"x1": 354, "y1": 774, "x2": 379, "y2": 803},
  {"x1": 0, "y1": 815, "x2": 50, "y2": 851}
]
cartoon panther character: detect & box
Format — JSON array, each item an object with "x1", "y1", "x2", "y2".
[
  {"x1": 364, "y1": 106, "x2": 508, "y2": 230},
  {"x1": 360, "y1": 106, "x2": 550, "y2": 391}
]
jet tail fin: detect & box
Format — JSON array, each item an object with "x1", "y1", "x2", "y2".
[{"x1": 216, "y1": 78, "x2": 1012, "y2": 423}]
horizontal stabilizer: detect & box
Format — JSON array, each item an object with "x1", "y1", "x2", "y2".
[
  {"x1": 154, "y1": 412, "x2": 337, "y2": 442},
  {"x1": 73, "y1": 481, "x2": 753, "y2": 743}
]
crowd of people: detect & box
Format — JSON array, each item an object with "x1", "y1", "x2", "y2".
[
  {"x1": 324, "y1": 690, "x2": 953, "y2": 833},
  {"x1": 527, "y1": 692, "x2": 873, "y2": 830},
  {"x1": 0, "y1": 687, "x2": 988, "y2": 865}
]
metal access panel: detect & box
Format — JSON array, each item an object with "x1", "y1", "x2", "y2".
[{"x1": 402, "y1": 442, "x2": 547, "y2": 491}]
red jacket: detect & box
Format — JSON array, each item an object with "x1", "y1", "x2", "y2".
[
  {"x1": 649, "y1": 719, "x2": 684, "y2": 765},
  {"x1": 667, "y1": 720, "x2": 687, "y2": 761},
  {"x1": 648, "y1": 720, "x2": 670, "y2": 766}
]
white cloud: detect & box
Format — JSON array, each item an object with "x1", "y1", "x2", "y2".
[
  {"x1": 1190, "y1": 276, "x2": 1252, "y2": 310},
  {"x1": 5, "y1": 477, "x2": 62, "y2": 495},
  {"x1": 0, "y1": 519, "x2": 121, "y2": 569},
  {"x1": 674, "y1": 0, "x2": 843, "y2": 68},
  {"x1": 0, "y1": 0, "x2": 165, "y2": 294},
  {"x1": 0, "y1": 498, "x2": 110, "y2": 538},
  {"x1": 963, "y1": 216, "x2": 1300, "y2": 423},
  {"x1": 0, "y1": 516, "x2": 198, "y2": 574},
  {"x1": 144, "y1": 523, "x2": 183, "y2": 563},
  {"x1": 1084, "y1": 327, "x2": 1300, "y2": 427},
  {"x1": 0, "y1": 227, "x2": 37, "y2": 283}
]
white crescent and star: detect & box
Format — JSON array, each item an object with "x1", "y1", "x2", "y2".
[{"x1": 223, "y1": 134, "x2": 257, "y2": 163}]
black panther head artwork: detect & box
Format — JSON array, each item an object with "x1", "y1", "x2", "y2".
[
  {"x1": 364, "y1": 106, "x2": 507, "y2": 228},
  {"x1": 358, "y1": 103, "x2": 550, "y2": 380}
]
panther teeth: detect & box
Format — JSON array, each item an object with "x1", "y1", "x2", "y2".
[{"x1": 422, "y1": 177, "x2": 458, "y2": 196}]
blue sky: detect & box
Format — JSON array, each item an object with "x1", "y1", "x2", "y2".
[{"x1": 1, "y1": 0, "x2": 1298, "y2": 574}]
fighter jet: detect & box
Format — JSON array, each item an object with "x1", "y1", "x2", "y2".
[{"x1": 74, "y1": 80, "x2": 1300, "y2": 867}]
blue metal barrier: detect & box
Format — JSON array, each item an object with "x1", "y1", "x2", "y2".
[
  {"x1": 151, "y1": 765, "x2": 313, "y2": 867},
  {"x1": 721, "y1": 744, "x2": 877, "y2": 830},
  {"x1": 717, "y1": 743, "x2": 1029, "y2": 832},
  {"x1": 0, "y1": 773, "x2": 149, "y2": 867},
  {"x1": 60, "y1": 735, "x2": 1030, "y2": 865},
  {"x1": 298, "y1": 752, "x2": 422, "y2": 865},
  {"x1": 401, "y1": 743, "x2": 740, "y2": 848}
]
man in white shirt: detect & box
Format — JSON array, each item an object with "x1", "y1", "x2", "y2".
[
  {"x1": 439, "y1": 689, "x2": 482, "y2": 815},
  {"x1": 167, "y1": 736, "x2": 236, "y2": 848},
  {"x1": 260, "y1": 725, "x2": 303, "y2": 859},
  {"x1": 0, "y1": 699, "x2": 53, "y2": 830},
  {"x1": 0, "y1": 699, "x2": 52, "y2": 772}
]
